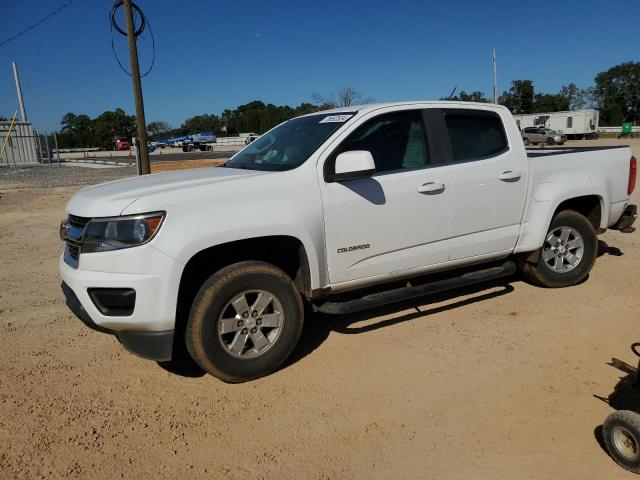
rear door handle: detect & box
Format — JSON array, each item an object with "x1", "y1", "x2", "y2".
[
  {"x1": 499, "y1": 171, "x2": 521, "y2": 182},
  {"x1": 417, "y1": 182, "x2": 446, "y2": 195}
]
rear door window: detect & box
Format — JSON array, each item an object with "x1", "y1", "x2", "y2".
[{"x1": 443, "y1": 109, "x2": 508, "y2": 162}]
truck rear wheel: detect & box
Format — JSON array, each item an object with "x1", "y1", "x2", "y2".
[
  {"x1": 185, "y1": 261, "x2": 304, "y2": 382},
  {"x1": 520, "y1": 210, "x2": 597, "y2": 288}
]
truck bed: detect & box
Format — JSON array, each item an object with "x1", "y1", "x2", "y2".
[{"x1": 526, "y1": 145, "x2": 630, "y2": 158}]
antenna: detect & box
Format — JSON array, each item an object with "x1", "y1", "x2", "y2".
[
  {"x1": 447, "y1": 86, "x2": 457, "y2": 100},
  {"x1": 492, "y1": 48, "x2": 498, "y2": 104}
]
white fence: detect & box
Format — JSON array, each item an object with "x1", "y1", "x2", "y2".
[
  {"x1": 598, "y1": 126, "x2": 640, "y2": 134},
  {"x1": 0, "y1": 121, "x2": 43, "y2": 166}
]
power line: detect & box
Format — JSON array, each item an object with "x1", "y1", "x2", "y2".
[
  {"x1": 109, "y1": 0, "x2": 156, "y2": 78},
  {"x1": 0, "y1": 0, "x2": 74, "y2": 48}
]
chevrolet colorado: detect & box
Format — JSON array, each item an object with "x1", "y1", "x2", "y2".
[{"x1": 60, "y1": 102, "x2": 637, "y2": 382}]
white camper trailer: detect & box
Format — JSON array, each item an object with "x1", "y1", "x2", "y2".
[{"x1": 513, "y1": 109, "x2": 599, "y2": 139}]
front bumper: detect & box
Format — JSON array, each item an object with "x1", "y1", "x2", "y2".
[
  {"x1": 59, "y1": 242, "x2": 184, "y2": 362},
  {"x1": 62, "y1": 281, "x2": 174, "y2": 361},
  {"x1": 612, "y1": 204, "x2": 637, "y2": 233}
]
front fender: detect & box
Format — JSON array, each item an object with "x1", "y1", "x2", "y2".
[{"x1": 169, "y1": 226, "x2": 325, "y2": 291}]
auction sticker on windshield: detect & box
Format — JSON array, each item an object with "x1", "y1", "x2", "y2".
[{"x1": 319, "y1": 114, "x2": 353, "y2": 123}]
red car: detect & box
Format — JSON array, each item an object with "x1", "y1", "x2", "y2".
[{"x1": 114, "y1": 137, "x2": 130, "y2": 151}]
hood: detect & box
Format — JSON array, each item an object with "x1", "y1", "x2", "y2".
[{"x1": 66, "y1": 167, "x2": 266, "y2": 217}]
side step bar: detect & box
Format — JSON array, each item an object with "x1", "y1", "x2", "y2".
[{"x1": 314, "y1": 260, "x2": 517, "y2": 315}]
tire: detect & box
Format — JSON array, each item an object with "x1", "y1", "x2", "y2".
[
  {"x1": 523, "y1": 137, "x2": 530, "y2": 146},
  {"x1": 185, "y1": 261, "x2": 304, "y2": 382},
  {"x1": 546, "y1": 137, "x2": 555, "y2": 145},
  {"x1": 520, "y1": 209, "x2": 598, "y2": 288},
  {"x1": 603, "y1": 410, "x2": 640, "y2": 474}
]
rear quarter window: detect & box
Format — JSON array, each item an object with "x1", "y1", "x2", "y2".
[{"x1": 443, "y1": 109, "x2": 508, "y2": 162}]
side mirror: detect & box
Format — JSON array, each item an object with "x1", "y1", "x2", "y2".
[{"x1": 333, "y1": 150, "x2": 375, "y2": 182}]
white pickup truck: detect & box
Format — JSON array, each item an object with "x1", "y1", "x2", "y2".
[{"x1": 60, "y1": 102, "x2": 637, "y2": 382}]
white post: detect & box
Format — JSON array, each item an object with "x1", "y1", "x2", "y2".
[
  {"x1": 133, "y1": 137, "x2": 141, "y2": 174},
  {"x1": 12, "y1": 62, "x2": 28, "y2": 122},
  {"x1": 492, "y1": 49, "x2": 498, "y2": 104}
]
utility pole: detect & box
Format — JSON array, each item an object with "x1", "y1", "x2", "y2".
[
  {"x1": 123, "y1": 0, "x2": 150, "y2": 174},
  {"x1": 12, "y1": 62, "x2": 27, "y2": 122},
  {"x1": 492, "y1": 48, "x2": 498, "y2": 104}
]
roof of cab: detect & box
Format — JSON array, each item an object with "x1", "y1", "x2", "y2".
[{"x1": 303, "y1": 101, "x2": 509, "y2": 118}]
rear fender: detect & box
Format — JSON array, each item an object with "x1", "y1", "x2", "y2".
[{"x1": 515, "y1": 183, "x2": 606, "y2": 254}]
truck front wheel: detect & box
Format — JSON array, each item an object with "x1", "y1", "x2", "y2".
[
  {"x1": 520, "y1": 210, "x2": 598, "y2": 288},
  {"x1": 185, "y1": 261, "x2": 304, "y2": 382}
]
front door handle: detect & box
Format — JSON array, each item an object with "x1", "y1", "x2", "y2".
[
  {"x1": 417, "y1": 182, "x2": 446, "y2": 195},
  {"x1": 499, "y1": 170, "x2": 522, "y2": 182}
]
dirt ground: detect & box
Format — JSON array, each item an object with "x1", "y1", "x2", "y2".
[{"x1": 1, "y1": 138, "x2": 639, "y2": 479}]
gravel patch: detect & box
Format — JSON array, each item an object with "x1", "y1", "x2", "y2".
[{"x1": 0, "y1": 164, "x2": 136, "y2": 190}]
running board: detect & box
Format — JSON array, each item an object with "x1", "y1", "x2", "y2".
[{"x1": 314, "y1": 260, "x2": 517, "y2": 315}]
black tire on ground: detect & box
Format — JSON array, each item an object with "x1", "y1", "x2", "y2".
[
  {"x1": 519, "y1": 209, "x2": 598, "y2": 288},
  {"x1": 546, "y1": 137, "x2": 555, "y2": 145},
  {"x1": 185, "y1": 261, "x2": 304, "y2": 383},
  {"x1": 603, "y1": 410, "x2": 640, "y2": 474}
]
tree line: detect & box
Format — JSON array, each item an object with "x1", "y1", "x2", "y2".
[
  {"x1": 444, "y1": 62, "x2": 639, "y2": 126},
  {"x1": 54, "y1": 62, "x2": 639, "y2": 148}
]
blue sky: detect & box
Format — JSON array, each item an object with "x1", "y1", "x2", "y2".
[{"x1": 1, "y1": 0, "x2": 638, "y2": 131}]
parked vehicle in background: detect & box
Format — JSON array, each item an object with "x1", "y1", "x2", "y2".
[
  {"x1": 521, "y1": 127, "x2": 566, "y2": 145},
  {"x1": 60, "y1": 101, "x2": 637, "y2": 382},
  {"x1": 113, "y1": 136, "x2": 130, "y2": 151},
  {"x1": 513, "y1": 109, "x2": 599, "y2": 140},
  {"x1": 182, "y1": 131, "x2": 217, "y2": 152},
  {"x1": 619, "y1": 123, "x2": 635, "y2": 139}
]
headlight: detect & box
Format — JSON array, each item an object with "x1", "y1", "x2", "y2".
[
  {"x1": 82, "y1": 212, "x2": 165, "y2": 253},
  {"x1": 554, "y1": 135, "x2": 561, "y2": 140}
]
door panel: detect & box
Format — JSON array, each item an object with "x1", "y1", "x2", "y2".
[
  {"x1": 320, "y1": 109, "x2": 451, "y2": 284},
  {"x1": 322, "y1": 172, "x2": 450, "y2": 283},
  {"x1": 446, "y1": 154, "x2": 526, "y2": 258},
  {"x1": 441, "y1": 108, "x2": 528, "y2": 260}
]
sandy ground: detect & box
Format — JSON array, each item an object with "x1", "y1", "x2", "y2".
[{"x1": 1, "y1": 139, "x2": 639, "y2": 479}]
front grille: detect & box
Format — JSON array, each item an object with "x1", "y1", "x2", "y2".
[
  {"x1": 67, "y1": 242, "x2": 80, "y2": 260},
  {"x1": 63, "y1": 214, "x2": 91, "y2": 268}
]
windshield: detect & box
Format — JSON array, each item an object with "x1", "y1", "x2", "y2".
[
  {"x1": 543, "y1": 128, "x2": 557, "y2": 134},
  {"x1": 225, "y1": 113, "x2": 356, "y2": 171}
]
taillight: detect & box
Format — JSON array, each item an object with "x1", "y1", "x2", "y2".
[{"x1": 630, "y1": 156, "x2": 637, "y2": 195}]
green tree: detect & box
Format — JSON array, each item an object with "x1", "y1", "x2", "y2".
[
  {"x1": 92, "y1": 108, "x2": 136, "y2": 147},
  {"x1": 558, "y1": 83, "x2": 593, "y2": 110},
  {"x1": 59, "y1": 113, "x2": 94, "y2": 148},
  {"x1": 147, "y1": 121, "x2": 171, "y2": 139},
  {"x1": 593, "y1": 62, "x2": 640, "y2": 125},
  {"x1": 500, "y1": 80, "x2": 535, "y2": 114},
  {"x1": 442, "y1": 90, "x2": 490, "y2": 102},
  {"x1": 533, "y1": 93, "x2": 570, "y2": 113},
  {"x1": 57, "y1": 109, "x2": 135, "y2": 148},
  {"x1": 181, "y1": 114, "x2": 219, "y2": 133}
]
